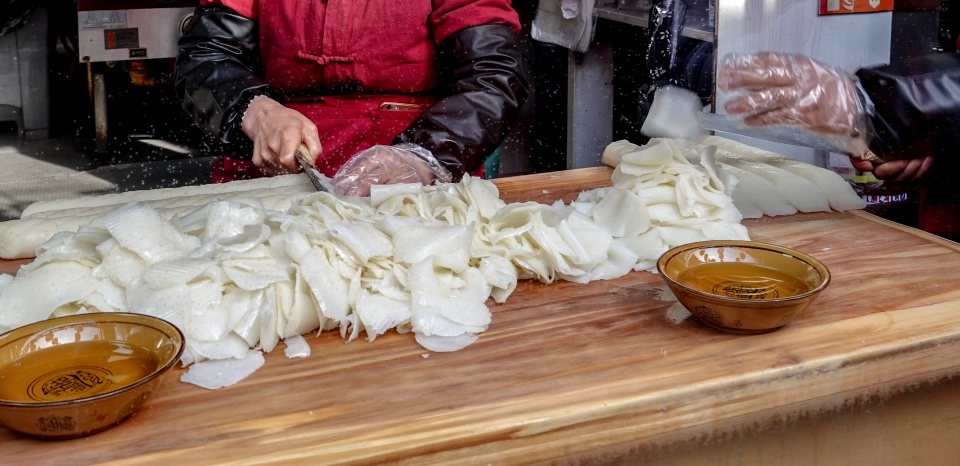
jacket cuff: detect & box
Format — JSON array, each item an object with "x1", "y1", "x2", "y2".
[{"x1": 217, "y1": 86, "x2": 286, "y2": 160}]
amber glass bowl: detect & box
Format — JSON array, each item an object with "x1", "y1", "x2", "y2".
[
  {"x1": 657, "y1": 240, "x2": 831, "y2": 334},
  {"x1": 0, "y1": 313, "x2": 184, "y2": 439}
]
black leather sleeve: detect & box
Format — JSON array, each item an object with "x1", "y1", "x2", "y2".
[
  {"x1": 394, "y1": 24, "x2": 533, "y2": 179},
  {"x1": 857, "y1": 53, "x2": 960, "y2": 162},
  {"x1": 174, "y1": 6, "x2": 285, "y2": 159}
]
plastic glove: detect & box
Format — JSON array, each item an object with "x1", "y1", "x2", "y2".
[
  {"x1": 241, "y1": 95, "x2": 323, "y2": 175},
  {"x1": 717, "y1": 52, "x2": 875, "y2": 161},
  {"x1": 332, "y1": 144, "x2": 453, "y2": 197}
]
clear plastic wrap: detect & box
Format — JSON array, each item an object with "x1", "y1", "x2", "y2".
[
  {"x1": 717, "y1": 52, "x2": 879, "y2": 162},
  {"x1": 332, "y1": 144, "x2": 452, "y2": 197}
]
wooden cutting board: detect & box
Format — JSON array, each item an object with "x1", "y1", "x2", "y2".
[{"x1": 4, "y1": 167, "x2": 960, "y2": 464}]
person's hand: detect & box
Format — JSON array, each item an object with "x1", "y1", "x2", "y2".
[
  {"x1": 718, "y1": 52, "x2": 871, "y2": 159},
  {"x1": 851, "y1": 156, "x2": 933, "y2": 183},
  {"x1": 241, "y1": 95, "x2": 322, "y2": 175},
  {"x1": 332, "y1": 144, "x2": 453, "y2": 197}
]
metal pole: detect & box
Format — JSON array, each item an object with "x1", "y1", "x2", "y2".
[{"x1": 93, "y1": 73, "x2": 108, "y2": 153}]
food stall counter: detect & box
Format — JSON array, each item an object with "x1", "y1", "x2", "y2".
[{"x1": 3, "y1": 167, "x2": 960, "y2": 464}]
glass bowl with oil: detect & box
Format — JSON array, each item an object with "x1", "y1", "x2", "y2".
[
  {"x1": 0, "y1": 313, "x2": 184, "y2": 439},
  {"x1": 657, "y1": 240, "x2": 830, "y2": 334}
]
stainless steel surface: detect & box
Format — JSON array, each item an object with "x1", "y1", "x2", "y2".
[
  {"x1": 595, "y1": 1, "x2": 715, "y2": 42},
  {"x1": 0, "y1": 133, "x2": 215, "y2": 221},
  {"x1": 696, "y1": 112, "x2": 846, "y2": 154}
]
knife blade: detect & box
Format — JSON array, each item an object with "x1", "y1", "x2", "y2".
[
  {"x1": 696, "y1": 111, "x2": 847, "y2": 154},
  {"x1": 294, "y1": 144, "x2": 336, "y2": 193}
]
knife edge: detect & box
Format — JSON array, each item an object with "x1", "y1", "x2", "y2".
[{"x1": 295, "y1": 145, "x2": 336, "y2": 193}]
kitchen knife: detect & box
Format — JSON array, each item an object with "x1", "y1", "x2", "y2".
[
  {"x1": 696, "y1": 111, "x2": 848, "y2": 154},
  {"x1": 641, "y1": 85, "x2": 852, "y2": 155},
  {"x1": 294, "y1": 144, "x2": 336, "y2": 193}
]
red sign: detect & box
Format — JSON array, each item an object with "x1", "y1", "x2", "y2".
[{"x1": 819, "y1": 0, "x2": 894, "y2": 14}]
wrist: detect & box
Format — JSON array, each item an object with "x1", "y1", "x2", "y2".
[{"x1": 219, "y1": 87, "x2": 284, "y2": 160}]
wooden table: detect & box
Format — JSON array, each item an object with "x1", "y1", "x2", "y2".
[{"x1": 4, "y1": 167, "x2": 960, "y2": 464}]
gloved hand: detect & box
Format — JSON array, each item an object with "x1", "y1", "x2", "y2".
[
  {"x1": 332, "y1": 144, "x2": 453, "y2": 197},
  {"x1": 717, "y1": 52, "x2": 874, "y2": 161},
  {"x1": 241, "y1": 95, "x2": 323, "y2": 175}
]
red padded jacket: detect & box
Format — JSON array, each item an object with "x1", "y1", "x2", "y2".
[{"x1": 197, "y1": 0, "x2": 521, "y2": 182}]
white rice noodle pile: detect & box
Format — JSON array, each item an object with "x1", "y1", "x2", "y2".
[{"x1": 0, "y1": 140, "x2": 748, "y2": 388}]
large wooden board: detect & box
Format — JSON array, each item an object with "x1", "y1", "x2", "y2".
[{"x1": 4, "y1": 167, "x2": 960, "y2": 464}]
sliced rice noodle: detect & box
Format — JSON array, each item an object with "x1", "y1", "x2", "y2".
[
  {"x1": 180, "y1": 349, "x2": 266, "y2": 390},
  {"x1": 415, "y1": 332, "x2": 479, "y2": 353},
  {"x1": 283, "y1": 335, "x2": 311, "y2": 358}
]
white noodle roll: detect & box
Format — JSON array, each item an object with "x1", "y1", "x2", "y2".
[
  {"x1": 716, "y1": 163, "x2": 797, "y2": 218},
  {"x1": 702, "y1": 135, "x2": 866, "y2": 212},
  {"x1": 0, "y1": 192, "x2": 302, "y2": 260},
  {"x1": 715, "y1": 157, "x2": 830, "y2": 213},
  {"x1": 22, "y1": 185, "x2": 309, "y2": 220},
  {"x1": 20, "y1": 173, "x2": 311, "y2": 217},
  {"x1": 0, "y1": 216, "x2": 92, "y2": 259}
]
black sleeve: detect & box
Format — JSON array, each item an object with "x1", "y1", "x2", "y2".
[
  {"x1": 856, "y1": 52, "x2": 960, "y2": 162},
  {"x1": 394, "y1": 24, "x2": 533, "y2": 179},
  {"x1": 173, "y1": 6, "x2": 285, "y2": 159}
]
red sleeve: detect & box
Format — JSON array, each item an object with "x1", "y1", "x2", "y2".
[
  {"x1": 430, "y1": 0, "x2": 521, "y2": 45},
  {"x1": 200, "y1": 0, "x2": 258, "y2": 19}
]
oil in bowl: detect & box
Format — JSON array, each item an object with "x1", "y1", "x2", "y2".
[
  {"x1": 0, "y1": 313, "x2": 184, "y2": 439},
  {"x1": 658, "y1": 240, "x2": 830, "y2": 334},
  {"x1": 0, "y1": 340, "x2": 161, "y2": 403},
  {"x1": 675, "y1": 261, "x2": 813, "y2": 300}
]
